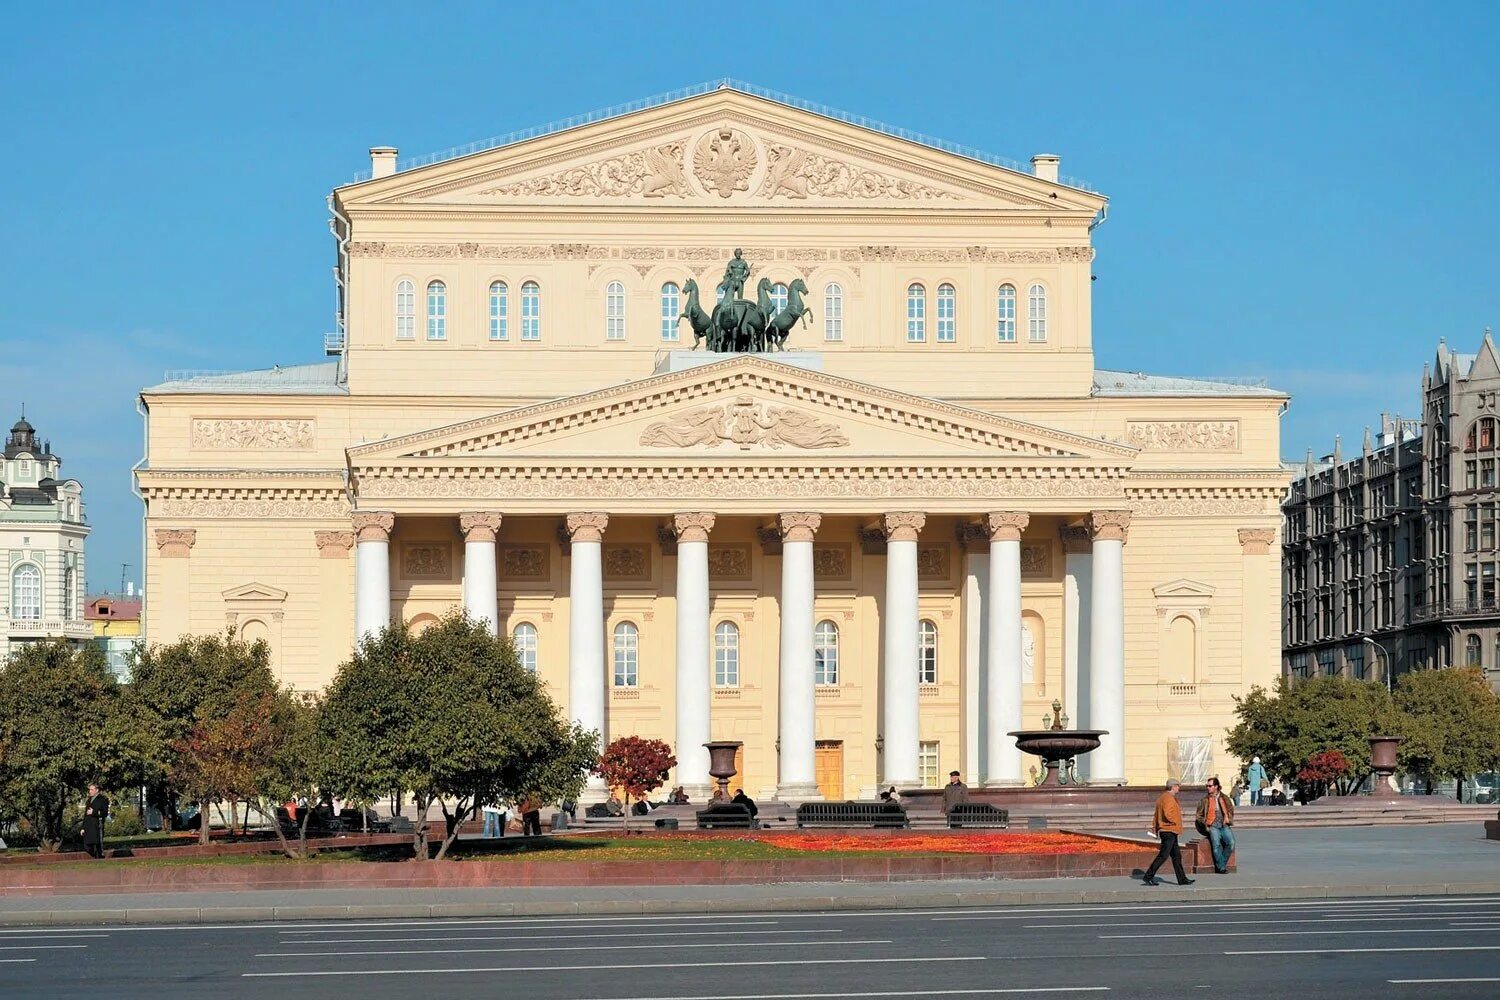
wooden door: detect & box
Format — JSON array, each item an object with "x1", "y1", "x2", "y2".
[
  {"x1": 815, "y1": 741, "x2": 844, "y2": 801},
  {"x1": 732, "y1": 745, "x2": 744, "y2": 792}
]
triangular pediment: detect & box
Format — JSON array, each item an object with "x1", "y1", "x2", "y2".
[
  {"x1": 1152, "y1": 578, "x2": 1217, "y2": 600},
  {"x1": 349, "y1": 356, "x2": 1135, "y2": 467},
  {"x1": 340, "y1": 87, "x2": 1104, "y2": 214},
  {"x1": 221, "y1": 582, "x2": 288, "y2": 603}
]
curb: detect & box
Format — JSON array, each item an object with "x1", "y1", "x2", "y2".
[{"x1": 4, "y1": 881, "x2": 1500, "y2": 926}]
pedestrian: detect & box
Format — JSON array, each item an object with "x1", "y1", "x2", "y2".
[
  {"x1": 80, "y1": 783, "x2": 109, "y2": 859},
  {"x1": 1247, "y1": 757, "x2": 1268, "y2": 806},
  {"x1": 481, "y1": 800, "x2": 503, "y2": 839},
  {"x1": 521, "y1": 795, "x2": 543, "y2": 837},
  {"x1": 942, "y1": 770, "x2": 969, "y2": 814},
  {"x1": 1194, "y1": 776, "x2": 1236, "y2": 874},
  {"x1": 1141, "y1": 779, "x2": 1194, "y2": 887},
  {"x1": 730, "y1": 788, "x2": 759, "y2": 818}
]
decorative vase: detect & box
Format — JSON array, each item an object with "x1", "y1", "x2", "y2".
[
  {"x1": 1368, "y1": 736, "x2": 1402, "y2": 799},
  {"x1": 704, "y1": 740, "x2": 743, "y2": 802}
]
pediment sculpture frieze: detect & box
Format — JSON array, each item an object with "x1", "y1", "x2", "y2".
[{"x1": 640, "y1": 395, "x2": 849, "y2": 451}]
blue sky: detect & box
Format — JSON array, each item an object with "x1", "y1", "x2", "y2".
[{"x1": 2, "y1": 3, "x2": 1496, "y2": 591}]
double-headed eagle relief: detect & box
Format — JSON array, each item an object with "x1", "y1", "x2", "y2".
[{"x1": 679, "y1": 250, "x2": 813, "y2": 353}]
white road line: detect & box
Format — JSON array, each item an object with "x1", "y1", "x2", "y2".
[
  {"x1": 0, "y1": 944, "x2": 89, "y2": 950},
  {"x1": 934, "y1": 899, "x2": 1500, "y2": 921},
  {"x1": 243, "y1": 955, "x2": 987, "y2": 979},
  {"x1": 1227, "y1": 945, "x2": 1500, "y2": 956},
  {"x1": 1027, "y1": 913, "x2": 1451, "y2": 929},
  {"x1": 281, "y1": 928, "x2": 844, "y2": 945},
  {"x1": 281, "y1": 919, "x2": 784, "y2": 937},
  {"x1": 258, "y1": 938, "x2": 893, "y2": 959},
  {"x1": 279, "y1": 914, "x2": 786, "y2": 934},
  {"x1": 1388, "y1": 979, "x2": 1500, "y2": 985},
  {"x1": 1106, "y1": 926, "x2": 1500, "y2": 939},
  {"x1": 560, "y1": 990, "x2": 1107, "y2": 999},
  {"x1": 0, "y1": 959, "x2": 37, "y2": 964},
  {"x1": 0, "y1": 931, "x2": 109, "y2": 938}
]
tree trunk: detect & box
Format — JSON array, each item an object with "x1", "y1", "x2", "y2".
[
  {"x1": 198, "y1": 798, "x2": 211, "y2": 845},
  {"x1": 622, "y1": 794, "x2": 631, "y2": 834},
  {"x1": 266, "y1": 802, "x2": 302, "y2": 860}
]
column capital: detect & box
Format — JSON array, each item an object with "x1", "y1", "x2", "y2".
[
  {"x1": 778, "y1": 512, "x2": 822, "y2": 543},
  {"x1": 154, "y1": 528, "x2": 196, "y2": 558},
  {"x1": 459, "y1": 512, "x2": 504, "y2": 542},
  {"x1": 314, "y1": 529, "x2": 355, "y2": 558},
  {"x1": 1059, "y1": 524, "x2": 1093, "y2": 554},
  {"x1": 351, "y1": 511, "x2": 395, "y2": 542},
  {"x1": 882, "y1": 511, "x2": 927, "y2": 543},
  {"x1": 984, "y1": 511, "x2": 1029, "y2": 542},
  {"x1": 1238, "y1": 527, "x2": 1277, "y2": 554},
  {"x1": 565, "y1": 512, "x2": 609, "y2": 543},
  {"x1": 672, "y1": 512, "x2": 716, "y2": 543},
  {"x1": 1088, "y1": 510, "x2": 1132, "y2": 543}
]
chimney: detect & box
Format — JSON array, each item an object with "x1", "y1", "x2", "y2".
[
  {"x1": 369, "y1": 146, "x2": 398, "y2": 179},
  {"x1": 1031, "y1": 154, "x2": 1061, "y2": 183}
]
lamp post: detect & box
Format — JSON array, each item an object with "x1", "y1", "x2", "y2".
[{"x1": 1362, "y1": 636, "x2": 1392, "y2": 692}]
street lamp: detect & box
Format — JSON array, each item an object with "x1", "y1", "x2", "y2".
[{"x1": 1362, "y1": 636, "x2": 1392, "y2": 692}]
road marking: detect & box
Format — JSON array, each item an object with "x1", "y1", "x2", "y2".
[
  {"x1": 1026, "y1": 913, "x2": 1455, "y2": 929},
  {"x1": 281, "y1": 928, "x2": 843, "y2": 945},
  {"x1": 559, "y1": 990, "x2": 1107, "y2": 999},
  {"x1": 933, "y1": 898, "x2": 1500, "y2": 921},
  {"x1": 259, "y1": 938, "x2": 892, "y2": 959},
  {"x1": 280, "y1": 915, "x2": 783, "y2": 934},
  {"x1": 0, "y1": 944, "x2": 89, "y2": 950},
  {"x1": 243, "y1": 956, "x2": 986, "y2": 979},
  {"x1": 0, "y1": 931, "x2": 109, "y2": 938},
  {"x1": 1105, "y1": 926, "x2": 1500, "y2": 939},
  {"x1": 1227, "y1": 945, "x2": 1500, "y2": 955},
  {"x1": 0, "y1": 959, "x2": 37, "y2": 964},
  {"x1": 1388, "y1": 979, "x2": 1500, "y2": 985}
]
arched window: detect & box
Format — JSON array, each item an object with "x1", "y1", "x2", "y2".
[
  {"x1": 906, "y1": 284, "x2": 926, "y2": 342},
  {"x1": 996, "y1": 284, "x2": 1016, "y2": 342},
  {"x1": 660, "y1": 282, "x2": 680, "y2": 342},
  {"x1": 11, "y1": 564, "x2": 41, "y2": 620},
  {"x1": 1466, "y1": 418, "x2": 1498, "y2": 451},
  {"x1": 606, "y1": 281, "x2": 626, "y2": 341},
  {"x1": 489, "y1": 281, "x2": 508, "y2": 341},
  {"x1": 426, "y1": 280, "x2": 447, "y2": 341},
  {"x1": 612, "y1": 621, "x2": 639, "y2": 687},
  {"x1": 395, "y1": 279, "x2": 416, "y2": 341},
  {"x1": 771, "y1": 282, "x2": 789, "y2": 317},
  {"x1": 1028, "y1": 283, "x2": 1047, "y2": 342},
  {"x1": 918, "y1": 619, "x2": 939, "y2": 684},
  {"x1": 513, "y1": 622, "x2": 538, "y2": 673},
  {"x1": 715, "y1": 282, "x2": 728, "y2": 304},
  {"x1": 1466, "y1": 633, "x2": 1483, "y2": 668},
  {"x1": 936, "y1": 283, "x2": 956, "y2": 343},
  {"x1": 521, "y1": 281, "x2": 541, "y2": 341},
  {"x1": 814, "y1": 619, "x2": 840, "y2": 686},
  {"x1": 714, "y1": 621, "x2": 740, "y2": 688},
  {"x1": 823, "y1": 283, "x2": 844, "y2": 342}
]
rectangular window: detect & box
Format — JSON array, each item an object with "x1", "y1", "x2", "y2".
[
  {"x1": 660, "y1": 285, "x2": 680, "y2": 342},
  {"x1": 489, "y1": 283, "x2": 508, "y2": 341},
  {"x1": 1028, "y1": 284, "x2": 1047, "y2": 342},
  {"x1": 1483, "y1": 459, "x2": 1495, "y2": 488},
  {"x1": 1467, "y1": 461, "x2": 1478, "y2": 490},
  {"x1": 1346, "y1": 645, "x2": 1366, "y2": 680},
  {"x1": 918, "y1": 741, "x2": 940, "y2": 788},
  {"x1": 1485, "y1": 563, "x2": 1496, "y2": 607},
  {"x1": 996, "y1": 285, "x2": 1016, "y2": 342},
  {"x1": 1289, "y1": 653, "x2": 1310, "y2": 679},
  {"x1": 1317, "y1": 648, "x2": 1337, "y2": 676},
  {"x1": 906, "y1": 288, "x2": 926, "y2": 342},
  {"x1": 935, "y1": 285, "x2": 956, "y2": 343}
]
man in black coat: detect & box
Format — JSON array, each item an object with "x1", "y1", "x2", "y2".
[{"x1": 81, "y1": 783, "x2": 109, "y2": 859}]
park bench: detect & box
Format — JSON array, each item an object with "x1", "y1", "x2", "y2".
[
  {"x1": 796, "y1": 801, "x2": 909, "y2": 829},
  {"x1": 946, "y1": 802, "x2": 1010, "y2": 829},
  {"x1": 696, "y1": 804, "x2": 757, "y2": 829}
]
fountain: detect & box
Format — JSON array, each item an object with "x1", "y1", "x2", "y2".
[{"x1": 1008, "y1": 700, "x2": 1107, "y2": 788}]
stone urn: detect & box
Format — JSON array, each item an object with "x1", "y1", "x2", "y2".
[
  {"x1": 704, "y1": 740, "x2": 743, "y2": 802},
  {"x1": 1368, "y1": 736, "x2": 1403, "y2": 799}
]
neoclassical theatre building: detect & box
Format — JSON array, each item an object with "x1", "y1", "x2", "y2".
[{"x1": 138, "y1": 84, "x2": 1288, "y2": 798}]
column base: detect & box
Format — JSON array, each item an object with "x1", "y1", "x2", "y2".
[
  {"x1": 579, "y1": 775, "x2": 609, "y2": 805},
  {"x1": 774, "y1": 782, "x2": 824, "y2": 804},
  {"x1": 679, "y1": 783, "x2": 714, "y2": 804}
]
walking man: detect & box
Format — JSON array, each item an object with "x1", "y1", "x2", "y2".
[
  {"x1": 1246, "y1": 756, "x2": 1267, "y2": 806},
  {"x1": 81, "y1": 783, "x2": 109, "y2": 859},
  {"x1": 1195, "y1": 776, "x2": 1236, "y2": 874},
  {"x1": 1142, "y1": 779, "x2": 1194, "y2": 886}
]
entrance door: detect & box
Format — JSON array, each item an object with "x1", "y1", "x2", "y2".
[{"x1": 815, "y1": 740, "x2": 844, "y2": 801}]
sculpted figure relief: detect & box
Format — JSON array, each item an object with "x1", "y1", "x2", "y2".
[
  {"x1": 483, "y1": 141, "x2": 690, "y2": 199},
  {"x1": 639, "y1": 397, "x2": 849, "y2": 451}
]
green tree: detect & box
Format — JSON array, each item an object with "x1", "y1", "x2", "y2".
[
  {"x1": 247, "y1": 689, "x2": 322, "y2": 859},
  {"x1": 1395, "y1": 667, "x2": 1500, "y2": 792},
  {"x1": 320, "y1": 612, "x2": 598, "y2": 860},
  {"x1": 1227, "y1": 675, "x2": 1397, "y2": 792},
  {"x1": 0, "y1": 642, "x2": 137, "y2": 851},
  {"x1": 130, "y1": 631, "x2": 279, "y2": 843}
]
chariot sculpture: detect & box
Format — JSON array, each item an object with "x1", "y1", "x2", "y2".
[{"x1": 680, "y1": 250, "x2": 812, "y2": 353}]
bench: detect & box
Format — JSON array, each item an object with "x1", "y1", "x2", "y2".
[
  {"x1": 796, "y1": 801, "x2": 909, "y2": 829},
  {"x1": 696, "y1": 804, "x2": 757, "y2": 829},
  {"x1": 946, "y1": 802, "x2": 1009, "y2": 829}
]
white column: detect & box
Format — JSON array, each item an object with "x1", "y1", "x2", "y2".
[
  {"x1": 881, "y1": 512, "x2": 925, "y2": 788},
  {"x1": 352, "y1": 512, "x2": 394, "y2": 643},
  {"x1": 567, "y1": 512, "x2": 609, "y2": 795},
  {"x1": 1061, "y1": 524, "x2": 1093, "y2": 734},
  {"x1": 673, "y1": 512, "x2": 715, "y2": 799},
  {"x1": 1087, "y1": 510, "x2": 1131, "y2": 785},
  {"x1": 984, "y1": 512, "x2": 1029, "y2": 786},
  {"x1": 776, "y1": 512, "x2": 822, "y2": 801},
  {"x1": 961, "y1": 545, "x2": 989, "y2": 786},
  {"x1": 460, "y1": 513, "x2": 502, "y2": 636}
]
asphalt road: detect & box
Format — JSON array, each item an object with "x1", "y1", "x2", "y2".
[{"x1": 4, "y1": 893, "x2": 1500, "y2": 999}]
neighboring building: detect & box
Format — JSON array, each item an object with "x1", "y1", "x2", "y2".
[
  {"x1": 87, "y1": 591, "x2": 142, "y2": 679},
  {"x1": 0, "y1": 414, "x2": 90, "y2": 661},
  {"x1": 137, "y1": 83, "x2": 1288, "y2": 798},
  {"x1": 1282, "y1": 333, "x2": 1500, "y2": 689}
]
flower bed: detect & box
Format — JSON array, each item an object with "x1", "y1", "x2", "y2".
[{"x1": 686, "y1": 831, "x2": 1140, "y2": 856}]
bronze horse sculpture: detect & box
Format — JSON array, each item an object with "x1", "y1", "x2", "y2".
[
  {"x1": 679, "y1": 279, "x2": 715, "y2": 350},
  {"x1": 764, "y1": 278, "x2": 813, "y2": 351},
  {"x1": 711, "y1": 277, "x2": 772, "y2": 353},
  {"x1": 681, "y1": 274, "x2": 809, "y2": 353}
]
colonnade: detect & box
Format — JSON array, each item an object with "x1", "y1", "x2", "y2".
[{"x1": 349, "y1": 508, "x2": 1131, "y2": 796}]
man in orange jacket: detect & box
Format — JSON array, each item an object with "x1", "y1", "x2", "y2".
[{"x1": 1141, "y1": 779, "x2": 1195, "y2": 886}]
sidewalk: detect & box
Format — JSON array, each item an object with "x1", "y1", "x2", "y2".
[{"x1": 2, "y1": 824, "x2": 1495, "y2": 925}]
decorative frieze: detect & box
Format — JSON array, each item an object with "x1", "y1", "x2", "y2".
[
  {"x1": 917, "y1": 546, "x2": 950, "y2": 579},
  {"x1": 154, "y1": 528, "x2": 196, "y2": 558},
  {"x1": 1125, "y1": 421, "x2": 1240, "y2": 453},
  {"x1": 603, "y1": 544, "x2": 650, "y2": 581},
  {"x1": 402, "y1": 543, "x2": 451, "y2": 579},
  {"x1": 639, "y1": 397, "x2": 849, "y2": 451},
  {"x1": 314, "y1": 530, "x2": 355, "y2": 558},
  {"x1": 499, "y1": 545, "x2": 548, "y2": 579},
  {"x1": 758, "y1": 144, "x2": 961, "y2": 201},
  {"x1": 153, "y1": 498, "x2": 348, "y2": 519},
  {"x1": 345, "y1": 242, "x2": 1092, "y2": 267},
  {"x1": 693, "y1": 126, "x2": 756, "y2": 198},
  {"x1": 1020, "y1": 543, "x2": 1053, "y2": 577},
  {"x1": 481, "y1": 140, "x2": 690, "y2": 199},
  {"x1": 813, "y1": 544, "x2": 850, "y2": 581},
  {"x1": 708, "y1": 544, "x2": 752, "y2": 579},
  {"x1": 191, "y1": 418, "x2": 314, "y2": 451}
]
